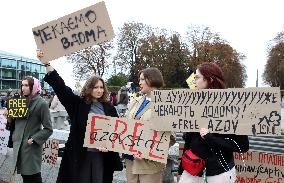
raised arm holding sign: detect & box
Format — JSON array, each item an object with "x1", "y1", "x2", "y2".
[{"x1": 37, "y1": 48, "x2": 122, "y2": 183}]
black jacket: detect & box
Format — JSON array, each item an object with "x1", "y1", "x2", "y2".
[
  {"x1": 44, "y1": 70, "x2": 122, "y2": 183},
  {"x1": 179, "y1": 132, "x2": 249, "y2": 176}
]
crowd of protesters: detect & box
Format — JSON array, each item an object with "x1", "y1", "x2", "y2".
[{"x1": 0, "y1": 49, "x2": 252, "y2": 183}]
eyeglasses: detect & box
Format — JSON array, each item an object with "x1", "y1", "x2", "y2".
[{"x1": 194, "y1": 75, "x2": 203, "y2": 80}]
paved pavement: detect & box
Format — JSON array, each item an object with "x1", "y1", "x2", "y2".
[{"x1": 0, "y1": 148, "x2": 128, "y2": 183}]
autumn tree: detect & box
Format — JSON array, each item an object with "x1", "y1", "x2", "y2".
[
  {"x1": 136, "y1": 31, "x2": 191, "y2": 88},
  {"x1": 67, "y1": 41, "x2": 113, "y2": 80},
  {"x1": 185, "y1": 25, "x2": 247, "y2": 88},
  {"x1": 114, "y1": 22, "x2": 152, "y2": 82},
  {"x1": 263, "y1": 34, "x2": 284, "y2": 89}
]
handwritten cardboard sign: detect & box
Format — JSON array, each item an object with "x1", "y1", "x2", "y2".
[
  {"x1": 0, "y1": 130, "x2": 9, "y2": 155},
  {"x1": 32, "y1": 1, "x2": 114, "y2": 62},
  {"x1": 7, "y1": 97, "x2": 28, "y2": 118},
  {"x1": 235, "y1": 151, "x2": 284, "y2": 183},
  {"x1": 0, "y1": 114, "x2": 9, "y2": 155},
  {"x1": 83, "y1": 114, "x2": 171, "y2": 164},
  {"x1": 42, "y1": 139, "x2": 59, "y2": 166},
  {"x1": 151, "y1": 88, "x2": 281, "y2": 136}
]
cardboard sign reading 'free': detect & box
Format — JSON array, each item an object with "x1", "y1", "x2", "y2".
[
  {"x1": 7, "y1": 97, "x2": 28, "y2": 118},
  {"x1": 83, "y1": 114, "x2": 171, "y2": 164},
  {"x1": 32, "y1": 1, "x2": 114, "y2": 62}
]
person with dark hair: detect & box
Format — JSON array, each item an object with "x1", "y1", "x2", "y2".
[
  {"x1": 117, "y1": 86, "x2": 129, "y2": 116},
  {"x1": 4, "y1": 76, "x2": 53, "y2": 183},
  {"x1": 178, "y1": 62, "x2": 249, "y2": 183},
  {"x1": 125, "y1": 67, "x2": 176, "y2": 183},
  {"x1": 37, "y1": 50, "x2": 122, "y2": 183},
  {"x1": 50, "y1": 94, "x2": 68, "y2": 129},
  {"x1": 109, "y1": 91, "x2": 117, "y2": 106}
]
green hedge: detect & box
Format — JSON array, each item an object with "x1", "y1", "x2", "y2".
[
  {"x1": 108, "y1": 86, "x2": 121, "y2": 93},
  {"x1": 281, "y1": 90, "x2": 284, "y2": 98}
]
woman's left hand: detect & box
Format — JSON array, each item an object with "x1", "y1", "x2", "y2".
[
  {"x1": 3, "y1": 108, "x2": 8, "y2": 118},
  {"x1": 200, "y1": 128, "x2": 209, "y2": 139},
  {"x1": 98, "y1": 147, "x2": 109, "y2": 152},
  {"x1": 27, "y1": 138, "x2": 34, "y2": 145}
]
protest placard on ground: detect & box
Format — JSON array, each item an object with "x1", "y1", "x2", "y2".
[
  {"x1": 42, "y1": 139, "x2": 59, "y2": 166},
  {"x1": 7, "y1": 97, "x2": 28, "y2": 118},
  {"x1": 83, "y1": 114, "x2": 171, "y2": 164},
  {"x1": 235, "y1": 151, "x2": 284, "y2": 183},
  {"x1": 32, "y1": 1, "x2": 114, "y2": 62},
  {"x1": 151, "y1": 87, "x2": 281, "y2": 136}
]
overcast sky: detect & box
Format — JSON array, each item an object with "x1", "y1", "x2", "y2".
[{"x1": 0, "y1": 0, "x2": 284, "y2": 89}]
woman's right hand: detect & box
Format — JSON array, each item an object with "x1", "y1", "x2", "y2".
[
  {"x1": 36, "y1": 49, "x2": 54, "y2": 72},
  {"x1": 36, "y1": 49, "x2": 49, "y2": 65}
]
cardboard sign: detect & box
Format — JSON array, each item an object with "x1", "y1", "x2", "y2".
[
  {"x1": 235, "y1": 151, "x2": 284, "y2": 182},
  {"x1": 42, "y1": 139, "x2": 59, "y2": 166},
  {"x1": 83, "y1": 114, "x2": 171, "y2": 164},
  {"x1": 0, "y1": 112, "x2": 9, "y2": 155},
  {"x1": 7, "y1": 97, "x2": 28, "y2": 118},
  {"x1": 32, "y1": 1, "x2": 114, "y2": 62},
  {"x1": 0, "y1": 130, "x2": 9, "y2": 155},
  {"x1": 151, "y1": 88, "x2": 282, "y2": 136}
]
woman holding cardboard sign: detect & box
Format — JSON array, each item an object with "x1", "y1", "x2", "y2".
[
  {"x1": 178, "y1": 62, "x2": 249, "y2": 183},
  {"x1": 37, "y1": 50, "x2": 122, "y2": 183},
  {"x1": 124, "y1": 67, "x2": 176, "y2": 183}
]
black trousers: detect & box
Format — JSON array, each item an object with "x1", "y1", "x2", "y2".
[
  {"x1": 21, "y1": 172, "x2": 42, "y2": 183},
  {"x1": 79, "y1": 151, "x2": 105, "y2": 183}
]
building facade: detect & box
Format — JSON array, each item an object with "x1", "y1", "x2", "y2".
[{"x1": 0, "y1": 50, "x2": 48, "y2": 90}]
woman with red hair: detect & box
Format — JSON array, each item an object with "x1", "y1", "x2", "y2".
[{"x1": 178, "y1": 62, "x2": 249, "y2": 183}]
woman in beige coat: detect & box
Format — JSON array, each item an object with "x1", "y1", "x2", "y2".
[{"x1": 125, "y1": 67, "x2": 175, "y2": 183}]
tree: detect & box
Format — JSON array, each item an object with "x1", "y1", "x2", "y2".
[
  {"x1": 185, "y1": 25, "x2": 247, "y2": 88},
  {"x1": 67, "y1": 41, "x2": 113, "y2": 80},
  {"x1": 263, "y1": 40, "x2": 284, "y2": 89},
  {"x1": 114, "y1": 22, "x2": 152, "y2": 82},
  {"x1": 107, "y1": 72, "x2": 128, "y2": 87},
  {"x1": 165, "y1": 34, "x2": 191, "y2": 87},
  {"x1": 136, "y1": 32, "x2": 191, "y2": 88}
]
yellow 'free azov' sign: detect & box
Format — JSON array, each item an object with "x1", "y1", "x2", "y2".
[{"x1": 7, "y1": 97, "x2": 29, "y2": 118}]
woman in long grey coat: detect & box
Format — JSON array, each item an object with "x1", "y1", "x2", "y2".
[{"x1": 11, "y1": 76, "x2": 53, "y2": 183}]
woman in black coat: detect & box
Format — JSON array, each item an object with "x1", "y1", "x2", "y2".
[{"x1": 37, "y1": 50, "x2": 122, "y2": 183}]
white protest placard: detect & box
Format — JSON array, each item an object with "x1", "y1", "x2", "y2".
[
  {"x1": 83, "y1": 114, "x2": 171, "y2": 164},
  {"x1": 49, "y1": 129, "x2": 70, "y2": 141},
  {"x1": 0, "y1": 130, "x2": 9, "y2": 155},
  {"x1": 32, "y1": 1, "x2": 114, "y2": 62},
  {"x1": 151, "y1": 87, "x2": 282, "y2": 136},
  {"x1": 0, "y1": 114, "x2": 9, "y2": 155},
  {"x1": 235, "y1": 151, "x2": 284, "y2": 182},
  {"x1": 42, "y1": 139, "x2": 59, "y2": 166}
]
